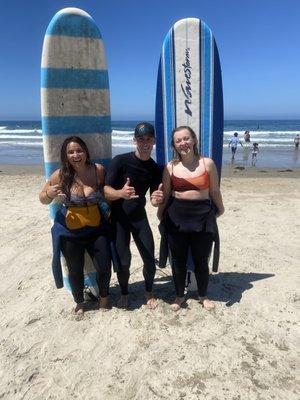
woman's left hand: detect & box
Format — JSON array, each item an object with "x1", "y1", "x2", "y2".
[
  {"x1": 151, "y1": 183, "x2": 164, "y2": 206},
  {"x1": 215, "y1": 207, "x2": 225, "y2": 218}
]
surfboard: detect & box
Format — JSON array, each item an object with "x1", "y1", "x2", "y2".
[
  {"x1": 155, "y1": 18, "x2": 223, "y2": 282},
  {"x1": 41, "y1": 7, "x2": 111, "y2": 298},
  {"x1": 155, "y1": 18, "x2": 223, "y2": 177}
]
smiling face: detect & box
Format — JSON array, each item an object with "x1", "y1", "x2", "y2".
[
  {"x1": 66, "y1": 141, "x2": 87, "y2": 169},
  {"x1": 134, "y1": 134, "x2": 155, "y2": 159},
  {"x1": 173, "y1": 128, "x2": 196, "y2": 157}
]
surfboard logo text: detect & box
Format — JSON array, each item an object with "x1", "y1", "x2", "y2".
[{"x1": 181, "y1": 48, "x2": 192, "y2": 117}]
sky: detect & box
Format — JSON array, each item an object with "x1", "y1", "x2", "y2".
[{"x1": 0, "y1": 0, "x2": 299, "y2": 120}]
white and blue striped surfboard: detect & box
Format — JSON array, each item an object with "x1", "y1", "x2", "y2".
[
  {"x1": 41, "y1": 8, "x2": 111, "y2": 297},
  {"x1": 155, "y1": 18, "x2": 223, "y2": 177}
]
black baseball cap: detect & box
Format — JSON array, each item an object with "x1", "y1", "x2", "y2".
[{"x1": 134, "y1": 122, "x2": 155, "y2": 138}]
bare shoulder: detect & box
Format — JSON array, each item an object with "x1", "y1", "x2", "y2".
[
  {"x1": 165, "y1": 162, "x2": 173, "y2": 174},
  {"x1": 203, "y1": 157, "x2": 215, "y2": 169},
  {"x1": 49, "y1": 169, "x2": 61, "y2": 184},
  {"x1": 95, "y1": 163, "x2": 106, "y2": 174}
]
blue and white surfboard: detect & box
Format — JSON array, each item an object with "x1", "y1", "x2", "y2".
[
  {"x1": 155, "y1": 18, "x2": 223, "y2": 177},
  {"x1": 41, "y1": 8, "x2": 111, "y2": 297}
]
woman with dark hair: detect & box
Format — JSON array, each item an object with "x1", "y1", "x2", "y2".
[
  {"x1": 158, "y1": 126, "x2": 224, "y2": 311},
  {"x1": 39, "y1": 136, "x2": 111, "y2": 315}
]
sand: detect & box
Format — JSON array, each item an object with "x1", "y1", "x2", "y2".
[{"x1": 0, "y1": 164, "x2": 299, "y2": 400}]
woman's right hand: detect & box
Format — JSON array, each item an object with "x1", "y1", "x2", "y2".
[{"x1": 46, "y1": 184, "x2": 62, "y2": 200}]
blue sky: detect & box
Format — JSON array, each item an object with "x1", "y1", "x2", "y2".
[{"x1": 0, "y1": 0, "x2": 299, "y2": 120}]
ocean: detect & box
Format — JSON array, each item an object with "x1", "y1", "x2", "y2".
[{"x1": 0, "y1": 120, "x2": 299, "y2": 169}]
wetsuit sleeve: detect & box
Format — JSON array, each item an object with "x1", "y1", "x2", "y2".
[
  {"x1": 105, "y1": 156, "x2": 123, "y2": 188},
  {"x1": 149, "y1": 164, "x2": 163, "y2": 194}
]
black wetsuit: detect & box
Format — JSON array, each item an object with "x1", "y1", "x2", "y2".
[{"x1": 105, "y1": 152, "x2": 162, "y2": 294}]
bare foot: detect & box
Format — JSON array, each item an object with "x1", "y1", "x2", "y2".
[
  {"x1": 99, "y1": 296, "x2": 110, "y2": 311},
  {"x1": 170, "y1": 297, "x2": 185, "y2": 311},
  {"x1": 199, "y1": 297, "x2": 215, "y2": 310},
  {"x1": 117, "y1": 295, "x2": 129, "y2": 309},
  {"x1": 145, "y1": 292, "x2": 158, "y2": 309},
  {"x1": 73, "y1": 302, "x2": 84, "y2": 316}
]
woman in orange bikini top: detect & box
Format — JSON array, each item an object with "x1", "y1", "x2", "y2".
[
  {"x1": 158, "y1": 126, "x2": 225, "y2": 312},
  {"x1": 170, "y1": 158, "x2": 210, "y2": 192}
]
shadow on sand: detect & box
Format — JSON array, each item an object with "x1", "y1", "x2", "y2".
[
  {"x1": 208, "y1": 272, "x2": 275, "y2": 307},
  {"x1": 94, "y1": 269, "x2": 275, "y2": 311}
]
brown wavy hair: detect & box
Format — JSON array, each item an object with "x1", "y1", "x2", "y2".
[
  {"x1": 59, "y1": 136, "x2": 91, "y2": 199},
  {"x1": 171, "y1": 126, "x2": 199, "y2": 162}
]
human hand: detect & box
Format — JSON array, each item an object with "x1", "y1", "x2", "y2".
[
  {"x1": 215, "y1": 207, "x2": 225, "y2": 218},
  {"x1": 151, "y1": 183, "x2": 164, "y2": 205},
  {"x1": 46, "y1": 184, "x2": 62, "y2": 199},
  {"x1": 121, "y1": 178, "x2": 139, "y2": 200}
]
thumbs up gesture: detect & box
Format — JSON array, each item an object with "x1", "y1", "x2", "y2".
[
  {"x1": 150, "y1": 183, "x2": 164, "y2": 206},
  {"x1": 121, "y1": 177, "x2": 139, "y2": 200}
]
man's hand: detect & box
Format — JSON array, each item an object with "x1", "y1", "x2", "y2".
[{"x1": 120, "y1": 178, "x2": 139, "y2": 200}]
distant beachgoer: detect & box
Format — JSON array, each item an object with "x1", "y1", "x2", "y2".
[
  {"x1": 229, "y1": 132, "x2": 243, "y2": 160},
  {"x1": 294, "y1": 134, "x2": 300, "y2": 148},
  {"x1": 251, "y1": 142, "x2": 259, "y2": 166},
  {"x1": 244, "y1": 130, "x2": 251, "y2": 143}
]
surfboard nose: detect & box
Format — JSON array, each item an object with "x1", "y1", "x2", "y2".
[{"x1": 56, "y1": 8, "x2": 92, "y2": 18}]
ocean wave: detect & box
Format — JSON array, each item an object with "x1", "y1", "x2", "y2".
[
  {"x1": 0, "y1": 128, "x2": 298, "y2": 149},
  {"x1": 0, "y1": 141, "x2": 297, "y2": 149},
  {"x1": 0, "y1": 141, "x2": 43, "y2": 147},
  {"x1": 112, "y1": 129, "x2": 134, "y2": 135},
  {"x1": 0, "y1": 135, "x2": 43, "y2": 140},
  {"x1": 0, "y1": 127, "x2": 299, "y2": 137},
  {"x1": 0, "y1": 129, "x2": 42, "y2": 135},
  {"x1": 224, "y1": 130, "x2": 300, "y2": 137}
]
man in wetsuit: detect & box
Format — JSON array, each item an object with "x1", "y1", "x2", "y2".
[{"x1": 104, "y1": 122, "x2": 164, "y2": 309}]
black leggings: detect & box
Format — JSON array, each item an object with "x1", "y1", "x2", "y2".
[
  {"x1": 167, "y1": 231, "x2": 213, "y2": 297},
  {"x1": 113, "y1": 212, "x2": 156, "y2": 295},
  {"x1": 61, "y1": 234, "x2": 111, "y2": 303}
]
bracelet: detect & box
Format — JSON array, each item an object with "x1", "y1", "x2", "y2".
[{"x1": 45, "y1": 190, "x2": 53, "y2": 201}]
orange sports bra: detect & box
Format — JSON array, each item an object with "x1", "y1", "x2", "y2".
[{"x1": 171, "y1": 159, "x2": 210, "y2": 192}]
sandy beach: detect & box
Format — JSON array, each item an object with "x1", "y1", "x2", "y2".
[{"x1": 0, "y1": 164, "x2": 299, "y2": 400}]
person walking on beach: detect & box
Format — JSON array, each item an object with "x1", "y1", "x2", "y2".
[
  {"x1": 39, "y1": 136, "x2": 112, "y2": 316},
  {"x1": 229, "y1": 132, "x2": 243, "y2": 161},
  {"x1": 294, "y1": 134, "x2": 300, "y2": 148},
  {"x1": 251, "y1": 142, "x2": 259, "y2": 166},
  {"x1": 158, "y1": 126, "x2": 225, "y2": 311},
  {"x1": 244, "y1": 130, "x2": 251, "y2": 143},
  {"x1": 104, "y1": 122, "x2": 164, "y2": 309}
]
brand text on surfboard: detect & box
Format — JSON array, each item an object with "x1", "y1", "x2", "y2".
[{"x1": 181, "y1": 48, "x2": 192, "y2": 117}]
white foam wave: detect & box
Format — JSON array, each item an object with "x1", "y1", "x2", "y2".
[
  {"x1": 0, "y1": 126, "x2": 7, "y2": 130},
  {"x1": 0, "y1": 129, "x2": 42, "y2": 134},
  {"x1": 223, "y1": 143, "x2": 295, "y2": 148},
  {"x1": 224, "y1": 130, "x2": 300, "y2": 136},
  {"x1": 0, "y1": 141, "x2": 43, "y2": 147},
  {"x1": 112, "y1": 129, "x2": 134, "y2": 135},
  {"x1": 112, "y1": 143, "x2": 135, "y2": 148},
  {"x1": 0, "y1": 140, "x2": 296, "y2": 149},
  {"x1": 0, "y1": 135, "x2": 42, "y2": 140}
]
